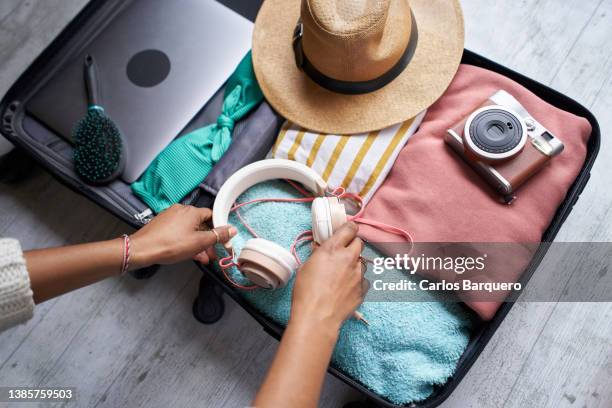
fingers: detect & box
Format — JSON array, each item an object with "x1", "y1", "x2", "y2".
[
  {"x1": 205, "y1": 246, "x2": 217, "y2": 261},
  {"x1": 358, "y1": 256, "x2": 368, "y2": 275},
  {"x1": 185, "y1": 206, "x2": 230, "y2": 242},
  {"x1": 198, "y1": 225, "x2": 237, "y2": 247},
  {"x1": 361, "y1": 278, "x2": 370, "y2": 296},
  {"x1": 194, "y1": 251, "x2": 210, "y2": 264},
  {"x1": 214, "y1": 225, "x2": 237, "y2": 244},
  {"x1": 194, "y1": 207, "x2": 213, "y2": 225},
  {"x1": 193, "y1": 246, "x2": 218, "y2": 265},
  {"x1": 171, "y1": 205, "x2": 212, "y2": 228},
  {"x1": 328, "y1": 222, "x2": 359, "y2": 248},
  {"x1": 347, "y1": 236, "x2": 363, "y2": 259}
]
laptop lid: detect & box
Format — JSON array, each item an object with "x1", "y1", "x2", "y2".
[{"x1": 27, "y1": 0, "x2": 253, "y2": 183}]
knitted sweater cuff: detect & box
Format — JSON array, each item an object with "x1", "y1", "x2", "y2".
[{"x1": 0, "y1": 239, "x2": 34, "y2": 332}]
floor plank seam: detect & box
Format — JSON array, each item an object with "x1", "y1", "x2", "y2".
[
  {"x1": 588, "y1": 69, "x2": 612, "y2": 110},
  {"x1": 0, "y1": 1, "x2": 23, "y2": 27},
  {"x1": 548, "y1": 0, "x2": 605, "y2": 86},
  {"x1": 498, "y1": 304, "x2": 558, "y2": 408},
  {"x1": 501, "y1": 246, "x2": 590, "y2": 404},
  {"x1": 0, "y1": 297, "x2": 60, "y2": 372},
  {"x1": 498, "y1": 261, "x2": 586, "y2": 406},
  {"x1": 35, "y1": 277, "x2": 126, "y2": 388},
  {"x1": 91, "y1": 271, "x2": 199, "y2": 408}
]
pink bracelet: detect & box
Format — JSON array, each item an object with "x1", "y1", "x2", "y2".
[{"x1": 120, "y1": 234, "x2": 131, "y2": 275}]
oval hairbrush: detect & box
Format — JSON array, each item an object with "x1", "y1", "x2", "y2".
[{"x1": 73, "y1": 54, "x2": 125, "y2": 184}]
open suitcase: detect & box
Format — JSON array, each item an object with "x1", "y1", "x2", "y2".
[{"x1": 0, "y1": 1, "x2": 600, "y2": 407}]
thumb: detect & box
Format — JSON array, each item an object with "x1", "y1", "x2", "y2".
[{"x1": 198, "y1": 225, "x2": 237, "y2": 247}]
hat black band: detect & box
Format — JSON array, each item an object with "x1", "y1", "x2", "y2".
[{"x1": 293, "y1": 11, "x2": 418, "y2": 95}]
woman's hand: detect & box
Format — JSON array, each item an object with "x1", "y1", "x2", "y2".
[
  {"x1": 130, "y1": 204, "x2": 236, "y2": 269},
  {"x1": 290, "y1": 222, "x2": 366, "y2": 331},
  {"x1": 253, "y1": 222, "x2": 367, "y2": 408},
  {"x1": 24, "y1": 204, "x2": 235, "y2": 304}
]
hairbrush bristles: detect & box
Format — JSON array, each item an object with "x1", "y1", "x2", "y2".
[
  {"x1": 73, "y1": 55, "x2": 125, "y2": 184},
  {"x1": 73, "y1": 106, "x2": 124, "y2": 184}
]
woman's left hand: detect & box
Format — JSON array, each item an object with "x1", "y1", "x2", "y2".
[{"x1": 130, "y1": 204, "x2": 236, "y2": 269}]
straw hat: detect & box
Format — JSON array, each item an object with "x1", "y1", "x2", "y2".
[{"x1": 252, "y1": 0, "x2": 464, "y2": 134}]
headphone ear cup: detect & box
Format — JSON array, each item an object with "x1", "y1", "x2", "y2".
[
  {"x1": 312, "y1": 197, "x2": 348, "y2": 244},
  {"x1": 312, "y1": 197, "x2": 332, "y2": 244},
  {"x1": 237, "y1": 238, "x2": 297, "y2": 289},
  {"x1": 328, "y1": 196, "x2": 348, "y2": 233}
]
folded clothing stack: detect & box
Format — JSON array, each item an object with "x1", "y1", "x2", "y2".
[
  {"x1": 358, "y1": 64, "x2": 592, "y2": 320},
  {"x1": 214, "y1": 180, "x2": 474, "y2": 405}
]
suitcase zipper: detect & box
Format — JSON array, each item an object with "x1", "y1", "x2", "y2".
[
  {"x1": 4, "y1": 116, "x2": 154, "y2": 227},
  {"x1": 134, "y1": 208, "x2": 153, "y2": 224}
]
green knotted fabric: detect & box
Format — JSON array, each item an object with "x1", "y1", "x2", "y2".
[{"x1": 132, "y1": 52, "x2": 263, "y2": 213}]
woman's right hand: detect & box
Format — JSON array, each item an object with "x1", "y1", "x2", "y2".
[
  {"x1": 130, "y1": 204, "x2": 236, "y2": 269},
  {"x1": 290, "y1": 222, "x2": 367, "y2": 331}
]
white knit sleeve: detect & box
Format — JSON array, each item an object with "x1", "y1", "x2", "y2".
[{"x1": 0, "y1": 238, "x2": 34, "y2": 332}]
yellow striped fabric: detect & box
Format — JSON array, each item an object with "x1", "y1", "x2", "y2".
[{"x1": 270, "y1": 111, "x2": 426, "y2": 204}]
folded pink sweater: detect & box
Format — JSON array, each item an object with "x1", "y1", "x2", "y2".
[{"x1": 359, "y1": 64, "x2": 591, "y2": 320}]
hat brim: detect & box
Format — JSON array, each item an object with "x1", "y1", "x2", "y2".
[{"x1": 252, "y1": 0, "x2": 464, "y2": 135}]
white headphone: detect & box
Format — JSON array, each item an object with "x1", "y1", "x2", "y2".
[{"x1": 212, "y1": 159, "x2": 349, "y2": 289}]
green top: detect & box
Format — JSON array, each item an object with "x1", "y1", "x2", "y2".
[{"x1": 132, "y1": 52, "x2": 263, "y2": 213}]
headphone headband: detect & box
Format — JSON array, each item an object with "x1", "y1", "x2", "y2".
[{"x1": 213, "y1": 159, "x2": 328, "y2": 247}]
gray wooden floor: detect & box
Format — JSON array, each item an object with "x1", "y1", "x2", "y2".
[{"x1": 1, "y1": 1, "x2": 611, "y2": 407}]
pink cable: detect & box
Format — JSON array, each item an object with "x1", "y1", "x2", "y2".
[
  {"x1": 220, "y1": 185, "x2": 316, "y2": 290},
  {"x1": 229, "y1": 179, "x2": 318, "y2": 213},
  {"x1": 218, "y1": 252, "x2": 259, "y2": 290},
  {"x1": 286, "y1": 179, "x2": 313, "y2": 197},
  {"x1": 234, "y1": 208, "x2": 259, "y2": 238},
  {"x1": 331, "y1": 186, "x2": 413, "y2": 247},
  {"x1": 219, "y1": 180, "x2": 414, "y2": 290},
  {"x1": 290, "y1": 231, "x2": 314, "y2": 265},
  {"x1": 231, "y1": 195, "x2": 314, "y2": 212},
  {"x1": 351, "y1": 216, "x2": 414, "y2": 250}
]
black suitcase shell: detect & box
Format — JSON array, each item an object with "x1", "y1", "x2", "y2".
[{"x1": 0, "y1": 1, "x2": 600, "y2": 407}]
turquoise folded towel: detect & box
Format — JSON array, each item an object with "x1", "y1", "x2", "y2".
[{"x1": 214, "y1": 180, "x2": 474, "y2": 405}]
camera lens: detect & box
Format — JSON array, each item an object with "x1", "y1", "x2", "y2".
[{"x1": 465, "y1": 107, "x2": 526, "y2": 161}]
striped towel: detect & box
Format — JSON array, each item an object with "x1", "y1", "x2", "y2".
[{"x1": 270, "y1": 111, "x2": 426, "y2": 204}]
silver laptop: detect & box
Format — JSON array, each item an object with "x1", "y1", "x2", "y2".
[{"x1": 27, "y1": 0, "x2": 253, "y2": 183}]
